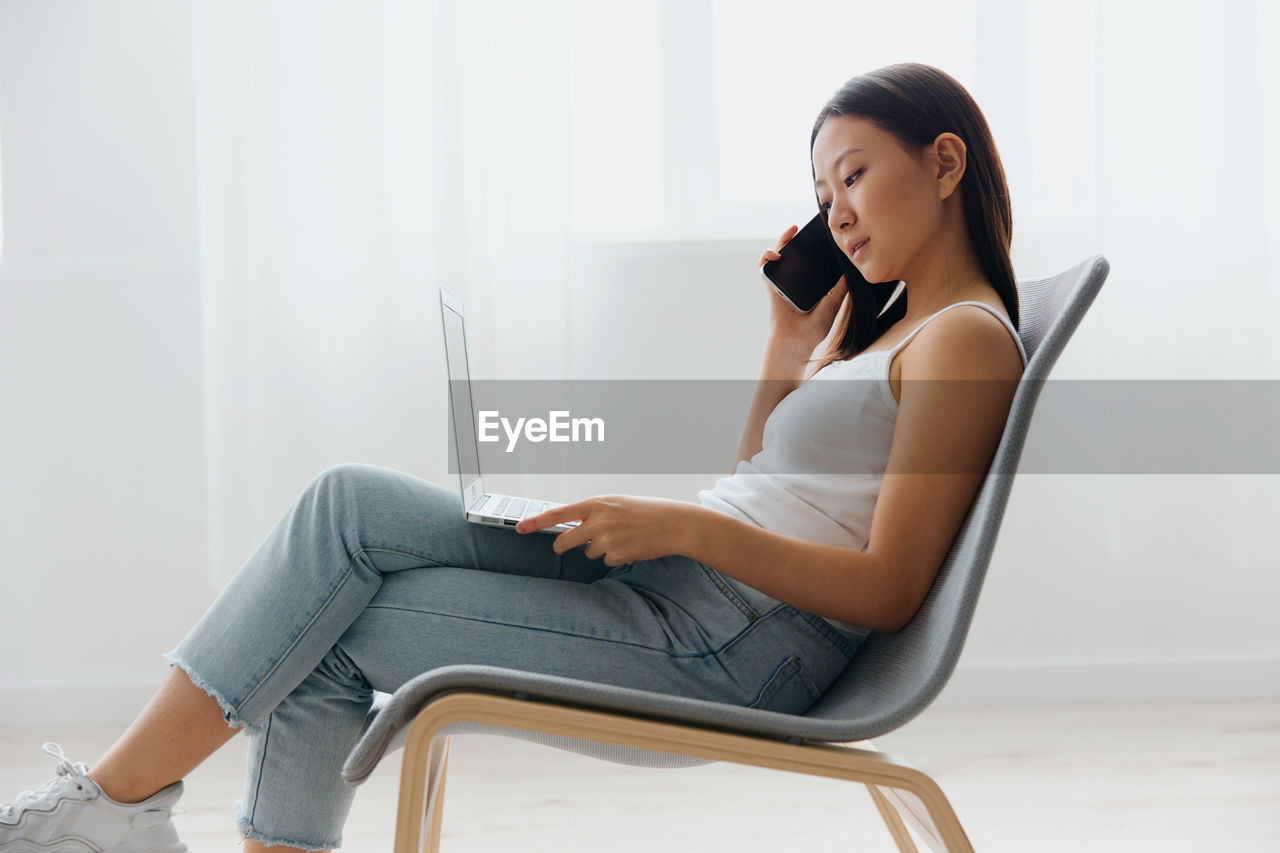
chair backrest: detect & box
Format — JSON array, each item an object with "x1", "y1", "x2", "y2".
[{"x1": 801, "y1": 254, "x2": 1110, "y2": 735}]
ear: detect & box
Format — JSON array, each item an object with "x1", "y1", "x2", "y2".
[{"x1": 929, "y1": 132, "x2": 967, "y2": 201}]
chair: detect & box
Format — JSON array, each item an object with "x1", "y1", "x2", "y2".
[{"x1": 341, "y1": 255, "x2": 1111, "y2": 852}]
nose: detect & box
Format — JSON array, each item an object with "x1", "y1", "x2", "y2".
[{"x1": 827, "y1": 193, "x2": 855, "y2": 232}]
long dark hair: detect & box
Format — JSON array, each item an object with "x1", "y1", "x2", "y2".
[{"x1": 808, "y1": 63, "x2": 1018, "y2": 371}]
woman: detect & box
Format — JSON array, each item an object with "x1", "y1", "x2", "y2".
[{"x1": 0, "y1": 62, "x2": 1025, "y2": 852}]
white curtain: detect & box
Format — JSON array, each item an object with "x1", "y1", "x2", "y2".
[{"x1": 194, "y1": 0, "x2": 575, "y2": 583}]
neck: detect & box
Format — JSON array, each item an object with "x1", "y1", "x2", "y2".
[{"x1": 898, "y1": 201, "x2": 991, "y2": 321}]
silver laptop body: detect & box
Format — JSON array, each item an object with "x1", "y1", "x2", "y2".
[{"x1": 439, "y1": 286, "x2": 580, "y2": 535}]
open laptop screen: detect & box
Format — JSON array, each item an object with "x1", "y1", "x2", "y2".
[{"x1": 440, "y1": 293, "x2": 482, "y2": 503}]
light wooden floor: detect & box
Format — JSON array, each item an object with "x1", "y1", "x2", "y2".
[{"x1": 2, "y1": 699, "x2": 1276, "y2": 851}]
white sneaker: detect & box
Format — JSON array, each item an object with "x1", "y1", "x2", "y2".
[{"x1": 0, "y1": 743, "x2": 188, "y2": 852}]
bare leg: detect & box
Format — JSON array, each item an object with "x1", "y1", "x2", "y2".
[
  {"x1": 87, "y1": 665, "x2": 332, "y2": 852},
  {"x1": 87, "y1": 665, "x2": 239, "y2": 804}
]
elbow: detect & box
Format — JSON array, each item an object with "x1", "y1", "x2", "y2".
[
  {"x1": 857, "y1": 601, "x2": 915, "y2": 635},
  {"x1": 858, "y1": 552, "x2": 925, "y2": 634},
  {"x1": 830, "y1": 590, "x2": 911, "y2": 636},
  {"x1": 881, "y1": 607, "x2": 915, "y2": 634},
  {"x1": 883, "y1": 573, "x2": 936, "y2": 633},
  {"x1": 864, "y1": 605, "x2": 912, "y2": 635},
  {"x1": 817, "y1": 548, "x2": 927, "y2": 634}
]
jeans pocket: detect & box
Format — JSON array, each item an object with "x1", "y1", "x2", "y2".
[
  {"x1": 747, "y1": 655, "x2": 823, "y2": 713},
  {"x1": 698, "y1": 563, "x2": 760, "y2": 623}
]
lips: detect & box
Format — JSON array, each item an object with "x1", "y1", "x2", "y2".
[{"x1": 848, "y1": 237, "x2": 869, "y2": 257}]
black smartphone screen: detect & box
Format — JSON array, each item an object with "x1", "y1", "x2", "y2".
[{"x1": 761, "y1": 212, "x2": 847, "y2": 312}]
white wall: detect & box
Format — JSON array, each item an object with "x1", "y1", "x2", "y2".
[
  {"x1": 0, "y1": 0, "x2": 1276, "y2": 726},
  {"x1": 0, "y1": 0, "x2": 220, "y2": 721}
]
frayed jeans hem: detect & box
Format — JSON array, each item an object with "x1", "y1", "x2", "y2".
[
  {"x1": 162, "y1": 651, "x2": 257, "y2": 732},
  {"x1": 236, "y1": 805, "x2": 342, "y2": 851}
]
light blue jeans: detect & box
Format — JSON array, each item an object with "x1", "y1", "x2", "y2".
[{"x1": 165, "y1": 463, "x2": 864, "y2": 850}]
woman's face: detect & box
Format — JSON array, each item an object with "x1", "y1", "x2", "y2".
[{"x1": 811, "y1": 114, "x2": 948, "y2": 285}]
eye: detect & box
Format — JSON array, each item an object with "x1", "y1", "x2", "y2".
[{"x1": 818, "y1": 169, "x2": 865, "y2": 214}]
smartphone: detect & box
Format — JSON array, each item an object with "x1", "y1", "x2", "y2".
[{"x1": 761, "y1": 212, "x2": 848, "y2": 313}]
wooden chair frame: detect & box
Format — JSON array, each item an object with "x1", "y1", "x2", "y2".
[{"x1": 393, "y1": 691, "x2": 969, "y2": 853}]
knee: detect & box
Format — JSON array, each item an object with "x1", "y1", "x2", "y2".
[
  {"x1": 297, "y1": 463, "x2": 395, "y2": 528},
  {"x1": 301, "y1": 463, "x2": 455, "y2": 533},
  {"x1": 309, "y1": 463, "x2": 387, "y2": 500}
]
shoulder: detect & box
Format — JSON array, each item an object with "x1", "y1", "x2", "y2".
[{"x1": 901, "y1": 303, "x2": 1023, "y2": 382}]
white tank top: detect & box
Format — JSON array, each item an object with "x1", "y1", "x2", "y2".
[{"x1": 697, "y1": 301, "x2": 1027, "y2": 638}]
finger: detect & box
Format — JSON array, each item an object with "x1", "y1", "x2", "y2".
[
  {"x1": 516, "y1": 500, "x2": 588, "y2": 533},
  {"x1": 552, "y1": 526, "x2": 593, "y2": 556},
  {"x1": 775, "y1": 225, "x2": 799, "y2": 252}
]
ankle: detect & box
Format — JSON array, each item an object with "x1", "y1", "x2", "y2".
[{"x1": 86, "y1": 767, "x2": 159, "y2": 805}]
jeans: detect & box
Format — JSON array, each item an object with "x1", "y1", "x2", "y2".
[{"x1": 165, "y1": 463, "x2": 864, "y2": 850}]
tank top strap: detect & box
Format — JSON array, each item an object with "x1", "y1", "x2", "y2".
[{"x1": 886, "y1": 300, "x2": 1027, "y2": 366}]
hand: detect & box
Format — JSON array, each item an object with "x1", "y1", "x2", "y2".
[
  {"x1": 759, "y1": 225, "x2": 849, "y2": 356},
  {"x1": 515, "y1": 494, "x2": 692, "y2": 567}
]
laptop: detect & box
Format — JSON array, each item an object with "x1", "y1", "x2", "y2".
[{"x1": 439, "y1": 286, "x2": 580, "y2": 534}]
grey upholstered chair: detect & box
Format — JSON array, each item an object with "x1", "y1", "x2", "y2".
[{"x1": 342, "y1": 255, "x2": 1111, "y2": 853}]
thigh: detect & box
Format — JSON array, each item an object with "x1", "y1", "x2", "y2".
[
  {"x1": 336, "y1": 554, "x2": 859, "y2": 713},
  {"x1": 311, "y1": 462, "x2": 609, "y2": 584}
]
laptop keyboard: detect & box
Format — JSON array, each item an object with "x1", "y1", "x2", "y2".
[
  {"x1": 490, "y1": 496, "x2": 579, "y2": 528},
  {"x1": 493, "y1": 497, "x2": 549, "y2": 520}
]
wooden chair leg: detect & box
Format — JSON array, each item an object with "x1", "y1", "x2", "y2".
[
  {"x1": 395, "y1": 732, "x2": 452, "y2": 853},
  {"x1": 867, "y1": 783, "x2": 920, "y2": 853},
  {"x1": 424, "y1": 736, "x2": 451, "y2": 853},
  {"x1": 880, "y1": 785, "x2": 954, "y2": 853},
  {"x1": 848, "y1": 738, "x2": 951, "y2": 853}
]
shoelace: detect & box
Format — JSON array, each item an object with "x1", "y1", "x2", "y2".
[{"x1": 0, "y1": 743, "x2": 96, "y2": 825}]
